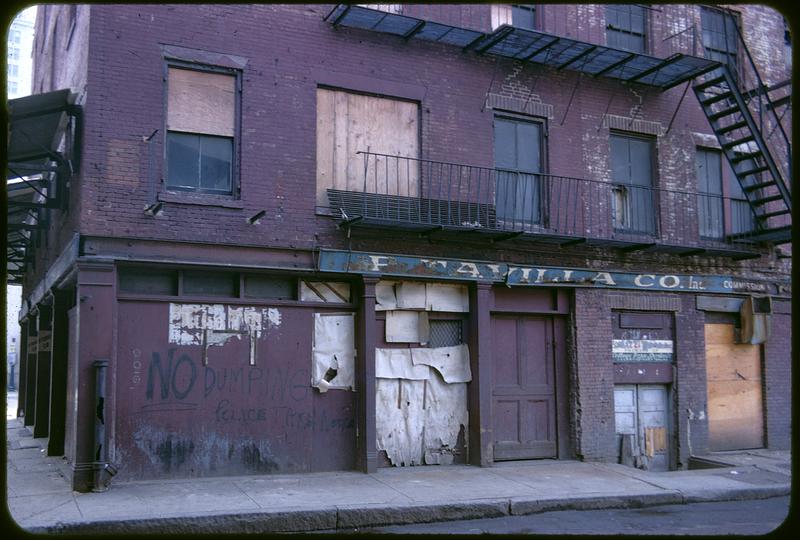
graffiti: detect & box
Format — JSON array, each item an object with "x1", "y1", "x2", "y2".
[
  {"x1": 202, "y1": 364, "x2": 309, "y2": 402},
  {"x1": 131, "y1": 348, "x2": 143, "y2": 387},
  {"x1": 146, "y1": 349, "x2": 198, "y2": 401},
  {"x1": 144, "y1": 350, "x2": 311, "y2": 404},
  {"x1": 213, "y1": 398, "x2": 354, "y2": 432}
]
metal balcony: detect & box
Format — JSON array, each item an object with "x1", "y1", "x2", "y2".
[
  {"x1": 325, "y1": 4, "x2": 721, "y2": 90},
  {"x1": 327, "y1": 152, "x2": 766, "y2": 259}
]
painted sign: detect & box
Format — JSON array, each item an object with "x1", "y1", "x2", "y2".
[
  {"x1": 317, "y1": 250, "x2": 781, "y2": 295},
  {"x1": 612, "y1": 339, "x2": 673, "y2": 363}
]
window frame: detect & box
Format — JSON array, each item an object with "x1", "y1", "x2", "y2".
[
  {"x1": 162, "y1": 59, "x2": 242, "y2": 198},
  {"x1": 605, "y1": 4, "x2": 648, "y2": 54},
  {"x1": 493, "y1": 112, "x2": 548, "y2": 226},
  {"x1": 695, "y1": 147, "x2": 756, "y2": 240},
  {"x1": 700, "y1": 6, "x2": 740, "y2": 78},
  {"x1": 609, "y1": 131, "x2": 658, "y2": 236},
  {"x1": 511, "y1": 4, "x2": 537, "y2": 31}
]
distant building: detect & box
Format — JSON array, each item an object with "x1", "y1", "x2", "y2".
[
  {"x1": 6, "y1": 6, "x2": 35, "y2": 390},
  {"x1": 7, "y1": 4, "x2": 792, "y2": 493},
  {"x1": 6, "y1": 6, "x2": 36, "y2": 98}
]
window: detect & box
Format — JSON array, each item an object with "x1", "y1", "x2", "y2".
[
  {"x1": 166, "y1": 65, "x2": 237, "y2": 195},
  {"x1": 606, "y1": 4, "x2": 646, "y2": 53},
  {"x1": 785, "y1": 18, "x2": 792, "y2": 71},
  {"x1": 494, "y1": 116, "x2": 543, "y2": 224},
  {"x1": 316, "y1": 87, "x2": 419, "y2": 206},
  {"x1": 696, "y1": 148, "x2": 756, "y2": 239},
  {"x1": 10, "y1": 29, "x2": 21, "y2": 44},
  {"x1": 701, "y1": 7, "x2": 739, "y2": 76},
  {"x1": 428, "y1": 320, "x2": 463, "y2": 347},
  {"x1": 119, "y1": 268, "x2": 178, "y2": 295},
  {"x1": 610, "y1": 134, "x2": 656, "y2": 234},
  {"x1": 8, "y1": 81, "x2": 18, "y2": 94},
  {"x1": 8, "y1": 64, "x2": 19, "y2": 77},
  {"x1": 9, "y1": 47, "x2": 20, "y2": 61},
  {"x1": 182, "y1": 271, "x2": 238, "y2": 297},
  {"x1": 244, "y1": 275, "x2": 296, "y2": 300},
  {"x1": 491, "y1": 4, "x2": 536, "y2": 31},
  {"x1": 512, "y1": 5, "x2": 536, "y2": 30}
]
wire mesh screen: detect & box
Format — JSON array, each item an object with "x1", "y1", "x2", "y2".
[{"x1": 429, "y1": 320, "x2": 463, "y2": 347}]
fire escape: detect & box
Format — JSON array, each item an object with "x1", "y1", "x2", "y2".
[
  {"x1": 324, "y1": 4, "x2": 791, "y2": 256},
  {"x1": 6, "y1": 89, "x2": 81, "y2": 284}
]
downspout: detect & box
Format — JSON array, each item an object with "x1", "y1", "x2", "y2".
[{"x1": 92, "y1": 359, "x2": 118, "y2": 491}]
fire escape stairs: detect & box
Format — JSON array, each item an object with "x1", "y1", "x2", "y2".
[{"x1": 692, "y1": 65, "x2": 792, "y2": 244}]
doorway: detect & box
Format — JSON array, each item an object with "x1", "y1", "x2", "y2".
[{"x1": 491, "y1": 315, "x2": 567, "y2": 460}]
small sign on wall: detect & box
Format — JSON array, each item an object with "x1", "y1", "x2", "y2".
[{"x1": 612, "y1": 339, "x2": 673, "y2": 363}]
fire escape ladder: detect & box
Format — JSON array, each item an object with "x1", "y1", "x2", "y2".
[{"x1": 693, "y1": 64, "x2": 792, "y2": 244}]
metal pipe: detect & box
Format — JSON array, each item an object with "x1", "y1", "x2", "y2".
[{"x1": 92, "y1": 359, "x2": 117, "y2": 492}]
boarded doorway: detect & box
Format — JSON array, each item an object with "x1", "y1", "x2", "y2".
[
  {"x1": 705, "y1": 323, "x2": 764, "y2": 451},
  {"x1": 614, "y1": 384, "x2": 670, "y2": 471},
  {"x1": 491, "y1": 315, "x2": 566, "y2": 460}
]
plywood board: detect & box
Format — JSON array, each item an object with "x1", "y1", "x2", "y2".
[
  {"x1": 385, "y1": 311, "x2": 423, "y2": 343},
  {"x1": 426, "y1": 283, "x2": 469, "y2": 312},
  {"x1": 705, "y1": 323, "x2": 764, "y2": 451},
  {"x1": 315, "y1": 88, "x2": 419, "y2": 205},
  {"x1": 375, "y1": 280, "x2": 398, "y2": 311},
  {"x1": 168, "y1": 67, "x2": 235, "y2": 136}
]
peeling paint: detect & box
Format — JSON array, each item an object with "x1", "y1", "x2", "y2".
[{"x1": 168, "y1": 304, "x2": 282, "y2": 346}]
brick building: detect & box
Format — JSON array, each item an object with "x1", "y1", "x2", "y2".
[{"x1": 6, "y1": 4, "x2": 791, "y2": 492}]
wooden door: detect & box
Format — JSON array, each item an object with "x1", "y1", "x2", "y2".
[
  {"x1": 705, "y1": 323, "x2": 764, "y2": 451},
  {"x1": 492, "y1": 315, "x2": 557, "y2": 460},
  {"x1": 614, "y1": 384, "x2": 669, "y2": 471}
]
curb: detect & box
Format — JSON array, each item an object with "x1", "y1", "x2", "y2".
[
  {"x1": 24, "y1": 485, "x2": 790, "y2": 534},
  {"x1": 509, "y1": 491, "x2": 685, "y2": 515}
]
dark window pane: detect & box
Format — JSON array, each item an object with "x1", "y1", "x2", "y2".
[
  {"x1": 244, "y1": 275, "x2": 296, "y2": 299},
  {"x1": 629, "y1": 138, "x2": 652, "y2": 187},
  {"x1": 516, "y1": 122, "x2": 540, "y2": 173},
  {"x1": 119, "y1": 268, "x2": 178, "y2": 295},
  {"x1": 183, "y1": 271, "x2": 238, "y2": 297},
  {"x1": 610, "y1": 136, "x2": 630, "y2": 183},
  {"x1": 494, "y1": 119, "x2": 517, "y2": 169},
  {"x1": 167, "y1": 132, "x2": 200, "y2": 189},
  {"x1": 200, "y1": 136, "x2": 233, "y2": 192}
]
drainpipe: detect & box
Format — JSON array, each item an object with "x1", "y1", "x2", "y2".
[{"x1": 92, "y1": 359, "x2": 118, "y2": 492}]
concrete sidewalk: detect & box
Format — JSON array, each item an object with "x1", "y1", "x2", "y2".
[{"x1": 5, "y1": 393, "x2": 792, "y2": 534}]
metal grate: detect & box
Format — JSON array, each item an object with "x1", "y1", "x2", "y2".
[{"x1": 429, "y1": 320, "x2": 463, "y2": 347}]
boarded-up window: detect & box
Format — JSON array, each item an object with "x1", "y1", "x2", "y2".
[
  {"x1": 166, "y1": 67, "x2": 236, "y2": 194},
  {"x1": 316, "y1": 88, "x2": 419, "y2": 206}
]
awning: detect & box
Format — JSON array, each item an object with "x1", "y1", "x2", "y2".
[{"x1": 6, "y1": 89, "x2": 80, "y2": 285}]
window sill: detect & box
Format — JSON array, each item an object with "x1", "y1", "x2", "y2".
[{"x1": 158, "y1": 191, "x2": 244, "y2": 209}]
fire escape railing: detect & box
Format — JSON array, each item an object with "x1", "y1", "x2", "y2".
[{"x1": 327, "y1": 152, "x2": 762, "y2": 257}]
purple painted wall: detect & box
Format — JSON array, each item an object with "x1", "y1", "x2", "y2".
[{"x1": 114, "y1": 299, "x2": 355, "y2": 480}]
